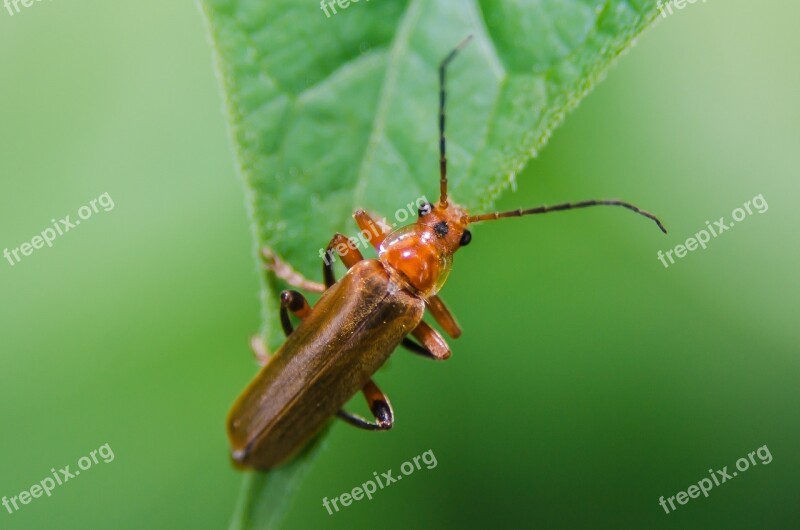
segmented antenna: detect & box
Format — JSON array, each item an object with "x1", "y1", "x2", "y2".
[
  {"x1": 468, "y1": 199, "x2": 668, "y2": 234},
  {"x1": 438, "y1": 35, "x2": 473, "y2": 207}
]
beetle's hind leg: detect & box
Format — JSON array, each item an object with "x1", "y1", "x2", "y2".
[
  {"x1": 261, "y1": 246, "x2": 326, "y2": 293},
  {"x1": 337, "y1": 380, "x2": 393, "y2": 431}
]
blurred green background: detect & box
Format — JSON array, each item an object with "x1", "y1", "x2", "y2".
[{"x1": 1, "y1": 1, "x2": 798, "y2": 529}]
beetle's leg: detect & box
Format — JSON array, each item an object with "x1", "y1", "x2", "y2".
[
  {"x1": 425, "y1": 295, "x2": 462, "y2": 338},
  {"x1": 353, "y1": 209, "x2": 392, "y2": 250},
  {"x1": 322, "y1": 233, "x2": 365, "y2": 288},
  {"x1": 249, "y1": 289, "x2": 311, "y2": 366},
  {"x1": 275, "y1": 246, "x2": 395, "y2": 431},
  {"x1": 353, "y1": 211, "x2": 462, "y2": 338},
  {"x1": 405, "y1": 321, "x2": 451, "y2": 360},
  {"x1": 249, "y1": 335, "x2": 271, "y2": 367},
  {"x1": 261, "y1": 246, "x2": 326, "y2": 293},
  {"x1": 337, "y1": 379, "x2": 393, "y2": 431},
  {"x1": 279, "y1": 290, "x2": 311, "y2": 336},
  {"x1": 400, "y1": 337, "x2": 431, "y2": 356}
]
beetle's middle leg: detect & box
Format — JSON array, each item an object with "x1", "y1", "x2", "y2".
[
  {"x1": 401, "y1": 321, "x2": 452, "y2": 360},
  {"x1": 354, "y1": 209, "x2": 462, "y2": 343},
  {"x1": 337, "y1": 380, "x2": 393, "y2": 431},
  {"x1": 425, "y1": 295, "x2": 462, "y2": 338},
  {"x1": 250, "y1": 248, "x2": 323, "y2": 366},
  {"x1": 249, "y1": 289, "x2": 312, "y2": 366},
  {"x1": 273, "y1": 288, "x2": 393, "y2": 430},
  {"x1": 279, "y1": 290, "x2": 312, "y2": 336}
]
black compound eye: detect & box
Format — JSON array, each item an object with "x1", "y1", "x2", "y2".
[
  {"x1": 434, "y1": 221, "x2": 449, "y2": 237},
  {"x1": 459, "y1": 229, "x2": 472, "y2": 246},
  {"x1": 418, "y1": 203, "x2": 433, "y2": 217}
]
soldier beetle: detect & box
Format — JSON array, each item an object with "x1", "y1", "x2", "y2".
[{"x1": 227, "y1": 36, "x2": 666, "y2": 470}]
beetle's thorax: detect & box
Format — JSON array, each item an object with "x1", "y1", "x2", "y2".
[{"x1": 378, "y1": 201, "x2": 468, "y2": 298}]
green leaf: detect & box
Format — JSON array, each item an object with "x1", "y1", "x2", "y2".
[
  {"x1": 227, "y1": 433, "x2": 328, "y2": 530},
  {"x1": 200, "y1": 0, "x2": 660, "y2": 528}
]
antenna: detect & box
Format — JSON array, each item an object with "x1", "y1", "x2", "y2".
[
  {"x1": 467, "y1": 199, "x2": 667, "y2": 233},
  {"x1": 438, "y1": 35, "x2": 473, "y2": 207}
]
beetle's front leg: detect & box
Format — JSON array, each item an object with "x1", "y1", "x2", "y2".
[
  {"x1": 353, "y1": 209, "x2": 392, "y2": 249},
  {"x1": 337, "y1": 380, "x2": 393, "y2": 431},
  {"x1": 322, "y1": 210, "x2": 391, "y2": 286}
]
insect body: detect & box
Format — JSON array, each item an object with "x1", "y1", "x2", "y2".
[
  {"x1": 228, "y1": 259, "x2": 424, "y2": 469},
  {"x1": 227, "y1": 36, "x2": 666, "y2": 470}
]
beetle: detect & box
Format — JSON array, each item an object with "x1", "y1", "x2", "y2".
[{"x1": 227, "y1": 36, "x2": 666, "y2": 470}]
